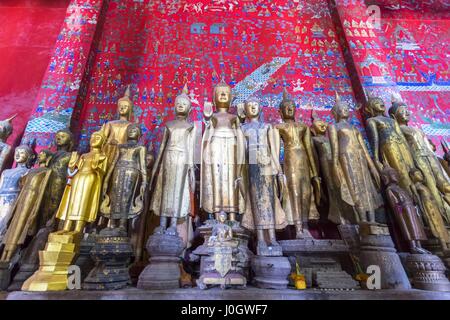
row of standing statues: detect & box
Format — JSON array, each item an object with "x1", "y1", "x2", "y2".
[{"x1": 0, "y1": 80, "x2": 449, "y2": 292}]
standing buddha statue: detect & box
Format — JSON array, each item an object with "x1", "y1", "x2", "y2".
[
  {"x1": 365, "y1": 96, "x2": 417, "y2": 197},
  {"x1": 55, "y1": 131, "x2": 108, "y2": 234},
  {"x1": 100, "y1": 124, "x2": 147, "y2": 235},
  {"x1": 1, "y1": 150, "x2": 53, "y2": 262},
  {"x1": 328, "y1": 93, "x2": 383, "y2": 224},
  {"x1": 274, "y1": 89, "x2": 320, "y2": 238},
  {"x1": 39, "y1": 129, "x2": 74, "y2": 228},
  {"x1": 410, "y1": 168, "x2": 450, "y2": 251},
  {"x1": 100, "y1": 85, "x2": 133, "y2": 168},
  {"x1": 240, "y1": 97, "x2": 287, "y2": 255},
  {"x1": 201, "y1": 79, "x2": 246, "y2": 221},
  {"x1": 150, "y1": 84, "x2": 196, "y2": 238},
  {"x1": 0, "y1": 145, "x2": 34, "y2": 241},
  {"x1": 0, "y1": 115, "x2": 16, "y2": 175},
  {"x1": 389, "y1": 102, "x2": 450, "y2": 223},
  {"x1": 382, "y1": 166, "x2": 429, "y2": 254},
  {"x1": 311, "y1": 114, "x2": 353, "y2": 225}
]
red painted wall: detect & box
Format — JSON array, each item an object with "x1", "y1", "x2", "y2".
[{"x1": 0, "y1": 0, "x2": 69, "y2": 147}]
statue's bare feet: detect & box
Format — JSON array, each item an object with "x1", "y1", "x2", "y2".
[
  {"x1": 269, "y1": 239, "x2": 280, "y2": 247},
  {"x1": 411, "y1": 246, "x2": 431, "y2": 255},
  {"x1": 296, "y1": 228, "x2": 313, "y2": 239},
  {"x1": 153, "y1": 226, "x2": 165, "y2": 235},
  {"x1": 165, "y1": 226, "x2": 178, "y2": 236}
]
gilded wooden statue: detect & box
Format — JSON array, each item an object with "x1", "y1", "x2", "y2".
[
  {"x1": 410, "y1": 169, "x2": 450, "y2": 251},
  {"x1": 100, "y1": 124, "x2": 147, "y2": 235},
  {"x1": 39, "y1": 129, "x2": 74, "y2": 228},
  {"x1": 1, "y1": 150, "x2": 53, "y2": 262},
  {"x1": 0, "y1": 114, "x2": 16, "y2": 175},
  {"x1": 99, "y1": 86, "x2": 133, "y2": 168},
  {"x1": 389, "y1": 101, "x2": 450, "y2": 223},
  {"x1": 55, "y1": 131, "x2": 108, "y2": 234},
  {"x1": 274, "y1": 89, "x2": 320, "y2": 238},
  {"x1": 201, "y1": 79, "x2": 246, "y2": 221},
  {"x1": 240, "y1": 97, "x2": 287, "y2": 254},
  {"x1": 328, "y1": 93, "x2": 383, "y2": 224},
  {"x1": 311, "y1": 114, "x2": 353, "y2": 224},
  {"x1": 365, "y1": 95, "x2": 417, "y2": 198},
  {"x1": 0, "y1": 145, "x2": 34, "y2": 241},
  {"x1": 382, "y1": 166, "x2": 429, "y2": 254},
  {"x1": 150, "y1": 84, "x2": 196, "y2": 237}
]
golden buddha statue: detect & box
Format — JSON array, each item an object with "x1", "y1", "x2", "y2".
[
  {"x1": 201, "y1": 79, "x2": 246, "y2": 221},
  {"x1": 328, "y1": 93, "x2": 383, "y2": 224},
  {"x1": 0, "y1": 114, "x2": 16, "y2": 175},
  {"x1": 410, "y1": 169, "x2": 450, "y2": 251},
  {"x1": 55, "y1": 131, "x2": 108, "y2": 234},
  {"x1": 150, "y1": 84, "x2": 196, "y2": 237},
  {"x1": 99, "y1": 86, "x2": 133, "y2": 167},
  {"x1": 365, "y1": 96, "x2": 417, "y2": 197},
  {"x1": 389, "y1": 102, "x2": 450, "y2": 223},
  {"x1": 274, "y1": 89, "x2": 320, "y2": 238},
  {"x1": 22, "y1": 132, "x2": 108, "y2": 291},
  {"x1": 1, "y1": 150, "x2": 53, "y2": 262},
  {"x1": 311, "y1": 115, "x2": 353, "y2": 224},
  {"x1": 240, "y1": 97, "x2": 287, "y2": 254},
  {"x1": 101, "y1": 124, "x2": 147, "y2": 235},
  {"x1": 0, "y1": 145, "x2": 34, "y2": 242},
  {"x1": 441, "y1": 140, "x2": 450, "y2": 177},
  {"x1": 39, "y1": 129, "x2": 74, "y2": 228}
]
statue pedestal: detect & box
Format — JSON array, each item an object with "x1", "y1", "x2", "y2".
[
  {"x1": 192, "y1": 220, "x2": 253, "y2": 279},
  {"x1": 251, "y1": 256, "x2": 291, "y2": 289},
  {"x1": 137, "y1": 233, "x2": 184, "y2": 290},
  {"x1": 82, "y1": 231, "x2": 133, "y2": 290},
  {"x1": 74, "y1": 233, "x2": 95, "y2": 283},
  {"x1": 358, "y1": 225, "x2": 411, "y2": 289},
  {"x1": 405, "y1": 254, "x2": 450, "y2": 291},
  {"x1": 280, "y1": 238, "x2": 359, "y2": 289},
  {"x1": 21, "y1": 232, "x2": 80, "y2": 291},
  {"x1": 0, "y1": 261, "x2": 12, "y2": 290}
]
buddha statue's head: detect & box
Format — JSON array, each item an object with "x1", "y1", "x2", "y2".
[
  {"x1": 380, "y1": 164, "x2": 399, "y2": 186},
  {"x1": 127, "y1": 124, "x2": 141, "y2": 142},
  {"x1": 311, "y1": 118, "x2": 328, "y2": 136},
  {"x1": 279, "y1": 88, "x2": 296, "y2": 121},
  {"x1": 331, "y1": 92, "x2": 350, "y2": 121},
  {"x1": 409, "y1": 168, "x2": 424, "y2": 184},
  {"x1": 217, "y1": 211, "x2": 227, "y2": 224},
  {"x1": 117, "y1": 86, "x2": 133, "y2": 120},
  {"x1": 0, "y1": 114, "x2": 16, "y2": 142},
  {"x1": 365, "y1": 96, "x2": 386, "y2": 118},
  {"x1": 175, "y1": 84, "x2": 192, "y2": 117},
  {"x1": 244, "y1": 97, "x2": 261, "y2": 120},
  {"x1": 90, "y1": 131, "x2": 106, "y2": 149},
  {"x1": 213, "y1": 79, "x2": 232, "y2": 110},
  {"x1": 14, "y1": 144, "x2": 34, "y2": 167},
  {"x1": 38, "y1": 149, "x2": 53, "y2": 167},
  {"x1": 388, "y1": 97, "x2": 409, "y2": 124},
  {"x1": 55, "y1": 128, "x2": 74, "y2": 151}
]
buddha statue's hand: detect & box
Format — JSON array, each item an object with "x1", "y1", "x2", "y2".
[
  {"x1": 312, "y1": 176, "x2": 321, "y2": 205},
  {"x1": 277, "y1": 173, "x2": 287, "y2": 199}
]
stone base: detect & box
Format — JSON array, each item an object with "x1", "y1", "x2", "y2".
[
  {"x1": 82, "y1": 234, "x2": 133, "y2": 291},
  {"x1": 257, "y1": 243, "x2": 283, "y2": 257},
  {"x1": 406, "y1": 254, "x2": 450, "y2": 292},
  {"x1": 359, "y1": 234, "x2": 411, "y2": 290},
  {"x1": 314, "y1": 271, "x2": 359, "y2": 290},
  {"x1": 137, "y1": 233, "x2": 184, "y2": 290},
  {"x1": 5, "y1": 287, "x2": 450, "y2": 300},
  {"x1": 251, "y1": 256, "x2": 291, "y2": 289},
  {"x1": 74, "y1": 233, "x2": 96, "y2": 282},
  {"x1": 280, "y1": 239, "x2": 357, "y2": 289},
  {"x1": 0, "y1": 262, "x2": 11, "y2": 291},
  {"x1": 197, "y1": 272, "x2": 247, "y2": 290}
]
